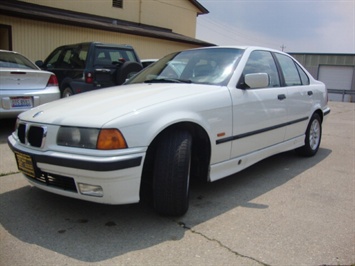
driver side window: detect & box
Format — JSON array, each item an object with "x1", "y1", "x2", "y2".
[
  {"x1": 242, "y1": 50, "x2": 280, "y2": 88},
  {"x1": 46, "y1": 50, "x2": 62, "y2": 67}
]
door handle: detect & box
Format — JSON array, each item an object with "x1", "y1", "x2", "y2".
[
  {"x1": 307, "y1": 91, "x2": 313, "y2": 96},
  {"x1": 278, "y1": 94, "x2": 286, "y2": 100}
]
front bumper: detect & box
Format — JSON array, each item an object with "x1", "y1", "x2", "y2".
[{"x1": 8, "y1": 134, "x2": 146, "y2": 205}]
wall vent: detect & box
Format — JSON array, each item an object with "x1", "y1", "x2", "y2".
[{"x1": 113, "y1": 0, "x2": 123, "y2": 8}]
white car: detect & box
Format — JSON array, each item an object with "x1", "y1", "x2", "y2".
[
  {"x1": 141, "y1": 59, "x2": 157, "y2": 68},
  {"x1": 8, "y1": 46, "x2": 330, "y2": 216},
  {"x1": 0, "y1": 50, "x2": 60, "y2": 118}
]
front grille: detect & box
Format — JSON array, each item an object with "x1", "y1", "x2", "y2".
[
  {"x1": 18, "y1": 123, "x2": 46, "y2": 148},
  {"x1": 18, "y1": 123, "x2": 26, "y2": 143},
  {"x1": 29, "y1": 172, "x2": 77, "y2": 193},
  {"x1": 28, "y1": 126, "x2": 44, "y2": 147}
]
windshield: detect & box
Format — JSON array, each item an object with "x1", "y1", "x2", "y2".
[{"x1": 127, "y1": 48, "x2": 244, "y2": 86}]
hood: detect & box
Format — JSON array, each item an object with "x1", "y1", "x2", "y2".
[{"x1": 19, "y1": 83, "x2": 220, "y2": 127}]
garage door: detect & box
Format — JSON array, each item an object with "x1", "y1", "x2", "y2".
[{"x1": 318, "y1": 65, "x2": 354, "y2": 102}]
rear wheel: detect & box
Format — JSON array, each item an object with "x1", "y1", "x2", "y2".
[
  {"x1": 62, "y1": 87, "x2": 74, "y2": 97},
  {"x1": 153, "y1": 130, "x2": 192, "y2": 216},
  {"x1": 296, "y1": 113, "x2": 322, "y2": 157}
]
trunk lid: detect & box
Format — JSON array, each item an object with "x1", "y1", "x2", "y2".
[{"x1": 0, "y1": 69, "x2": 51, "y2": 90}]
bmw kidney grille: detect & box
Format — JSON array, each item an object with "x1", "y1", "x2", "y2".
[{"x1": 17, "y1": 123, "x2": 47, "y2": 148}]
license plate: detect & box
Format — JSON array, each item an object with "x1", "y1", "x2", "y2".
[
  {"x1": 15, "y1": 151, "x2": 36, "y2": 178},
  {"x1": 11, "y1": 97, "x2": 32, "y2": 108}
]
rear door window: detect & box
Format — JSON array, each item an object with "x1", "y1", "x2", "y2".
[
  {"x1": 275, "y1": 53, "x2": 304, "y2": 86},
  {"x1": 62, "y1": 49, "x2": 73, "y2": 66},
  {"x1": 296, "y1": 64, "x2": 310, "y2": 85}
]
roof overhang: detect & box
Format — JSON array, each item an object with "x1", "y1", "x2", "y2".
[
  {"x1": 0, "y1": 0, "x2": 214, "y2": 47},
  {"x1": 189, "y1": 0, "x2": 209, "y2": 15}
]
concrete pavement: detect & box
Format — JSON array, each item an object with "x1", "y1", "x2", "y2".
[{"x1": 0, "y1": 101, "x2": 354, "y2": 265}]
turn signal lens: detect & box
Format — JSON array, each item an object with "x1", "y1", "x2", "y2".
[{"x1": 97, "y1": 129, "x2": 127, "y2": 150}]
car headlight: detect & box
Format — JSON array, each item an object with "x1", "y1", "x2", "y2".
[{"x1": 57, "y1": 127, "x2": 127, "y2": 150}]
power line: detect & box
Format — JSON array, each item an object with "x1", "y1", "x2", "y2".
[{"x1": 197, "y1": 16, "x2": 283, "y2": 48}]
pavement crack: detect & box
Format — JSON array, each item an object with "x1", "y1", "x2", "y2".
[
  {"x1": 0, "y1": 171, "x2": 19, "y2": 177},
  {"x1": 177, "y1": 221, "x2": 269, "y2": 266}
]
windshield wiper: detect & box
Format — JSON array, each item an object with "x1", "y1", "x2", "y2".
[{"x1": 144, "y1": 78, "x2": 192, "y2": 84}]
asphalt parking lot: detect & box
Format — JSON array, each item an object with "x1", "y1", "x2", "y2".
[{"x1": 0, "y1": 101, "x2": 354, "y2": 266}]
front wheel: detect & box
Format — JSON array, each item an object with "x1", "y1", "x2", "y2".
[
  {"x1": 296, "y1": 113, "x2": 322, "y2": 157},
  {"x1": 153, "y1": 129, "x2": 192, "y2": 216}
]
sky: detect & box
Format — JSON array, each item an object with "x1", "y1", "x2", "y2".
[{"x1": 196, "y1": 0, "x2": 355, "y2": 53}]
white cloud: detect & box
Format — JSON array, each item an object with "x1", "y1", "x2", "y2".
[{"x1": 196, "y1": 0, "x2": 355, "y2": 53}]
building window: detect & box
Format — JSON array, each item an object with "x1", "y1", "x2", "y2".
[{"x1": 113, "y1": 0, "x2": 123, "y2": 8}]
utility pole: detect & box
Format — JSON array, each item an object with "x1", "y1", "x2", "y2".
[{"x1": 280, "y1": 44, "x2": 286, "y2": 51}]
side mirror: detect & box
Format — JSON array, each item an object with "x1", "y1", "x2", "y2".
[
  {"x1": 35, "y1": 60, "x2": 44, "y2": 68},
  {"x1": 244, "y1": 73, "x2": 269, "y2": 89}
]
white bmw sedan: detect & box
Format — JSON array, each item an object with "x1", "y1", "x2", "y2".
[
  {"x1": 8, "y1": 46, "x2": 330, "y2": 216},
  {"x1": 0, "y1": 50, "x2": 60, "y2": 118}
]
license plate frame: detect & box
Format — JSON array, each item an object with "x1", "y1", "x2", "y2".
[
  {"x1": 11, "y1": 97, "x2": 33, "y2": 108},
  {"x1": 14, "y1": 151, "x2": 37, "y2": 178}
]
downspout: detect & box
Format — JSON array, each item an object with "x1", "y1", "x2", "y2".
[{"x1": 139, "y1": 0, "x2": 142, "y2": 24}]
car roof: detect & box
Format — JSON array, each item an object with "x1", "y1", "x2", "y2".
[
  {"x1": 0, "y1": 50, "x2": 21, "y2": 54},
  {"x1": 192, "y1": 45, "x2": 287, "y2": 54},
  {"x1": 55, "y1": 42, "x2": 134, "y2": 49}
]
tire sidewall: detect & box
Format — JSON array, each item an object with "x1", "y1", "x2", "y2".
[
  {"x1": 153, "y1": 130, "x2": 192, "y2": 216},
  {"x1": 298, "y1": 113, "x2": 322, "y2": 156}
]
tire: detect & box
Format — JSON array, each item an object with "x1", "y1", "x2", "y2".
[
  {"x1": 296, "y1": 113, "x2": 322, "y2": 157},
  {"x1": 116, "y1": 61, "x2": 143, "y2": 85},
  {"x1": 62, "y1": 87, "x2": 74, "y2": 97},
  {"x1": 153, "y1": 130, "x2": 192, "y2": 216}
]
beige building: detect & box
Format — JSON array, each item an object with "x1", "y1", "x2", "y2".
[{"x1": 0, "y1": 0, "x2": 213, "y2": 61}]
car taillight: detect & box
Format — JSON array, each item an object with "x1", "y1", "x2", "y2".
[
  {"x1": 47, "y1": 74, "x2": 58, "y2": 86},
  {"x1": 85, "y1": 72, "x2": 93, "y2": 83}
]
